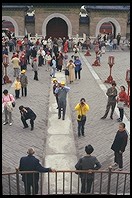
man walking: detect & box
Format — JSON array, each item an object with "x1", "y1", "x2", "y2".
[
  {"x1": 101, "y1": 81, "x2": 117, "y2": 120},
  {"x1": 19, "y1": 105, "x2": 37, "y2": 130},
  {"x1": 18, "y1": 147, "x2": 56, "y2": 195},
  {"x1": 55, "y1": 81, "x2": 70, "y2": 120}
]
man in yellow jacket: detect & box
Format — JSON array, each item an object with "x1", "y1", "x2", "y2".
[{"x1": 75, "y1": 98, "x2": 90, "y2": 137}]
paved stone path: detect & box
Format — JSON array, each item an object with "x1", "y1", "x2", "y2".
[{"x1": 2, "y1": 49, "x2": 130, "y2": 195}]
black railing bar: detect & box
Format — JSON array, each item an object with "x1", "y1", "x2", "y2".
[
  {"x1": 77, "y1": 174, "x2": 80, "y2": 194},
  {"x1": 115, "y1": 173, "x2": 119, "y2": 195},
  {"x1": 8, "y1": 174, "x2": 11, "y2": 195},
  {"x1": 40, "y1": 173, "x2": 43, "y2": 195},
  {"x1": 92, "y1": 173, "x2": 95, "y2": 194},
  {"x1": 55, "y1": 171, "x2": 57, "y2": 194},
  {"x1": 123, "y1": 174, "x2": 127, "y2": 195},
  {"x1": 48, "y1": 172, "x2": 50, "y2": 194},
  {"x1": 32, "y1": 173, "x2": 35, "y2": 195},
  {"x1": 63, "y1": 172, "x2": 65, "y2": 194},
  {"x1": 16, "y1": 169, "x2": 20, "y2": 195},
  {"x1": 70, "y1": 172, "x2": 72, "y2": 194},
  {"x1": 99, "y1": 172, "x2": 103, "y2": 194}
]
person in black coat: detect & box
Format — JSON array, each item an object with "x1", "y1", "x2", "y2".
[
  {"x1": 19, "y1": 147, "x2": 56, "y2": 195},
  {"x1": 19, "y1": 105, "x2": 37, "y2": 130},
  {"x1": 111, "y1": 122, "x2": 128, "y2": 171},
  {"x1": 75, "y1": 144, "x2": 101, "y2": 194}
]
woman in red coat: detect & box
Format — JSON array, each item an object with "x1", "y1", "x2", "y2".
[{"x1": 117, "y1": 86, "x2": 128, "y2": 122}]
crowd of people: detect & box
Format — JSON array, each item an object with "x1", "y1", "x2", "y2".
[{"x1": 2, "y1": 32, "x2": 129, "y2": 194}]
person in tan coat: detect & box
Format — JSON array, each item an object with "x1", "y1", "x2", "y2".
[{"x1": 66, "y1": 60, "x2": 75, "y2": 84}]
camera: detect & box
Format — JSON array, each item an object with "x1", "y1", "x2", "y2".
[{"x1": 78, "y1": 115, "x2": 81, "y2": 119}]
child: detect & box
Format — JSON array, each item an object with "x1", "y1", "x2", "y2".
[{"x1": 14, "y1": 76, "x2": 21, "y2": 99}]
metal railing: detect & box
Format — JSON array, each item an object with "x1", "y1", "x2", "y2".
[{"x1": 2, "y1": 167, "x2": 130, "y2": 195}]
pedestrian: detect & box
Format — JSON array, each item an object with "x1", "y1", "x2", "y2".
[
  {"x1": 74, "y1": 56, "x2": 82, "y2": 80},
  {"x1": 55, "y1": 81, "x2": 70, "y2": 120},
  {"x1": 117, "y1": 86, "x2": 128, "y2": 122},
  {"x1": 19, "y1": 105, "x2": 37, "y2": 130},
  {"x1": 2, "y1": 89, "x2": 15, "y2": 126},
  {"x1": 116, "y1": 33, "x2": 121, "y2": 46},
  {"x1": 66, "y1": 59, "x2": 75, "y2": 84},
  {"x1": 14, "y1": 76, "x2": 21, "y2": 99},
  {"x1": 11, "y1": 54, "x2": 20, "y2": 77},
  {"x1": 111, "y1": 122, "x2": 128, "y2": 171},
  {"x1": 45, "y1": 51, "x2": 52, "y2": 71},
  {"x1": 50, "y1": 56, "x2": 57, "y2": 78},
  {"x1": 56, "y1": 51, "x2": 63, "y2": 72},
  {"x1": 20, "y1": 70, "x2": 28, "y2": 97},
  {"x1": 52, "y1": 78, "x2": 59, "y2": 109},
  {"x1": 74, "y1": 98, "x2": 90, "y2": 137},
  {"x1": 32, "y1": 57, "x2": 39, "y2": 80},
  {"x1": 75, "y1": 144, "x2": 101, "y2": 194},
  {"x1": 18, "y1": 147, "x2": 56, "y2": 195},
  {"x1": 101, "y1": 81, "x2": 117, "y2": 120}
]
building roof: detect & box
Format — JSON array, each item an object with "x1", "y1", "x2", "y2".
[{"x1": 85, "y1": 5, "x2": 130, "y2": 11}]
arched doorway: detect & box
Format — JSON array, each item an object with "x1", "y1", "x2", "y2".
[
  {"x1": 99, "y1": 22, "x2": 116, "y2": 38},
  {"x1": 2, "y1": 16, "x2": 19, "y2": 37},
  {"x1": 2, "y1": 20, "x2": 15, "y2": 33},
  {"x1": 42, "y1": 13, "x2": 72, "y2": 39},
  {"x1": 96, "y1": 17, "x2": 121, "y2": 38},
  {"x1": 46, "y1": 17, "x2": 68, "y2": 39}
]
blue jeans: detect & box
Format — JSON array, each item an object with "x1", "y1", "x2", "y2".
[{"x1": 77, "y1": 119, "x2": 86, "y2": 136}]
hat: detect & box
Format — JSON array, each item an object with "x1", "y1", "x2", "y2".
[
  {"x1": 27, "y1": 147, "x2": 35, "y2": 155},
  {"x1": 21, "y1": 70, "x2": 26, "y2": 74},
  {"x1": 61, "y1": 81, "x2": 65, "y2": 85},
  {"x1": 52, "y1": 78, "x2": 57, "y2": 82}
]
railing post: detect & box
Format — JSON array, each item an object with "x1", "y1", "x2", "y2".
[
  {"x1": 16, "y1": 168, "x2": 20, "y2": 195},
  {"x1": 107, "y1": 166, "x2": 112, "y2": 195}
]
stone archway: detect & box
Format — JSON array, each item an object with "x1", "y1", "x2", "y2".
[
  {"x1": 42, "y1": 13, "x2": 72, "y2": 38},
  {"x1": 2, "y1": 16, "x2": 19, "y2": 37},
  {"x1": 95, "y1": 17, "x2": 121, "y2": 38}
]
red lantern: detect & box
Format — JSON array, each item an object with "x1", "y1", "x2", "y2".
[{"x1": 108, "y1": 55, "x2": 114, "y2": 65}]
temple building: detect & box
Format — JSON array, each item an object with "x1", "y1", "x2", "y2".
[{"x1": 2, "y1": 3, "x2": 130, "y2": 40}]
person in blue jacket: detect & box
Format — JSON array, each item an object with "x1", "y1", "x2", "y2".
[
  {"x1": 19, "y1": 147, "x2": 56, "y2": 195},
  {"x1": 74, "y1": 56, "x2": 82, "y2": 79}
]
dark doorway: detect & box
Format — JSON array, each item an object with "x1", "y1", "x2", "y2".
[
  {"x1": 46, "y1": 17, "x2": 68, "y2": 39},
  {"x1": 99, "y1": 21, "x2": 116, "y2": 38}
]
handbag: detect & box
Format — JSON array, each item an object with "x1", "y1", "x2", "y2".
[
  {"x1": 6, "y1": 101, "x2": 13, "y2": 112},
  {"x1": 117, "y1": 101, "x2": 124, "y2": 109},
  {"x1": 9, "y1": 94, "x2": 15, "y2": 107},
  {"x1": 65, "y1": 69, "x2": 69, "y2": 76}
]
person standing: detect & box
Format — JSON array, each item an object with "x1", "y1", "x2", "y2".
[
  {"x1": 52, "y1": 78, "x2": 59, "y2": 109},
  {"x1": 116, "y1": 33, "x2": 121, "y2": 46},
  {"x1": 2, "y1": 89, "x2": 15, "y2": 126},
  {"x1": 75, "y1": 98, "x2": 90, "y2": 137},
  {"x1": 11, "y1": 54, "x2": 20, "y2": 77},
  {"x1": 45, "y1": 51, "x2": 52, "y2": 71},
  {"x1": 111, "y1": 122, "x2": 128, "y2": 171},
  {"x1": 75, "y1": 144, "x2": 101, "y2": 194},
  {"x1": 101, "y1": 81, "x2": 117, "y2": 120},
  {"x1": 66, "y1": 60, "x2": 75, "y2": 84},
  {"x1": 50, "y1": 56, "x2": 57, "y2": 78},
  {"x1": 18, "y1": 147, "x2": 56, "y2": 195},
  {"x1": 55, "y1": 81, "x2": 70, "y2": 120},
  {"x1": 32, "y1": 57, "x2": 39, "y2": 80},
  {"x1": 74, "y1": 56, "x2": 82, "y2": 80},
  {"x1": 117, "y1": 86, "x2": 128, "y2": 122},
  {"x1": 19, "y1": 105, "x2": 37, "y2": 131},
  {"x1": 20, "y1": 70, "x2": 28, "y2": 97},
  {"x1": 14, "y1": 76, "x2": 21, "y2": 99}
]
